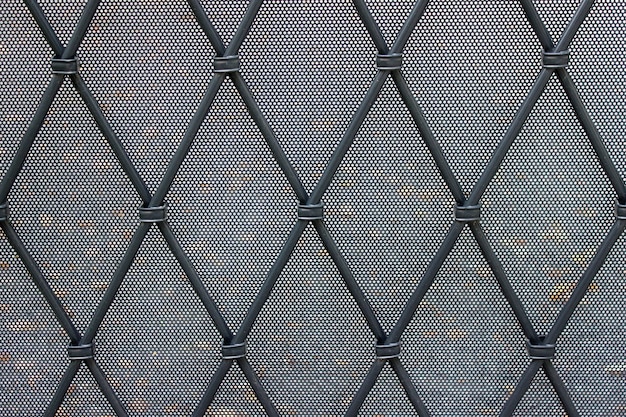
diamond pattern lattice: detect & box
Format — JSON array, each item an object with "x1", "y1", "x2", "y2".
[{"x1": 0, "y1": 1, "x2": 624, "y2": 416}]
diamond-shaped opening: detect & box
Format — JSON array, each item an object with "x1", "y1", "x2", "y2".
[
  {"x1": 8, "y1": 83, "x2": 141, "y2": 331},
  {"x1": 325, "y1": 79, "x2": 453, "y2": 331},
  {"x1": 364, "y1": 0, "x2": 416, "y2": 46},
  {"x1": 80, "y1": 0, "x2": 214, "y2": 192},
  {"x1": 556, "y1": 233, "x2": 626, "y2": 416},
  {"x1": 249, "y1": 226, "x2": 372, "y2": 416},
  {"x1": 243, "y1": 0, "x2": 374, "y2": 192},
  {"x1": 358, "y1": 364, "x2": 417, "y2": 416},
  {"x1": 38, "y1": 0, "x2": 89, "y2": 46},
  {"x1": 97, "y1": 227, "x2": 220, "y2": 416},
  {"x1": 204, "y1": 364, "x2": 267, "y2": 417},
  {"x1": 533, "y1": 0, "x2": 581, "y2": 46},
  {"x1": 197, "y1": 0, "x2": 250, "y2": 48},
  {"x1": 404, "y1": 228, "x2": 527, "y2": 416},
  {"x1": 168, "y1": 78, "x2": 295, "y2": 331},
  {"x1": 404, "y1": 0, "x2": 539, "y2": 193},
  {"x1": 55, "y1": 364, "x2": 116, "y2": 417},
  {"x1": 0, "y1": 232, "x2": 66, "y2": 415},
  {"x1": 568, "y1": 0, "x2": 626, "y2": 184},
  {"x1": 0, "y1": 1, "x2": 50, "y2": 179},
  {"x1": 482, "y1": 77, "x2": 614, "y2": 335},
  {"x1": 513, "y1": 370, "x2": 565, "y2": 417}
]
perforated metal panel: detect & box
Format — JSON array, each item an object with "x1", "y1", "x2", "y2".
[{"x1": 0, "y1": 1, "x2": 625, "y2": 416}]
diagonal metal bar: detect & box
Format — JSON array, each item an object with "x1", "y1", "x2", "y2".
[
  {"x1": 313, "y1": 220, "x2": 386, "y2": 341},
  {"x1": 499, "y1": 360, "x2": 543, "y2": 417},
  {"x1": 187, "y1": 0, "x2": 226, "y2": 56},
  {"x1": 224, "y1": 0, "x2": 263, "y2": 56},
  {"x1": 238, "y1": 357, "x2": 280, "y2": 417},
  {"x1": 310, "y1": 70, "x2": 389, "y2": 204},
  {"x1": 556, "y1": 0, "x2": 594, "y2": 52},
  {"x1": 389, "y1": 221, "x2": 464, "y2": 342},
  {"x1": 546, "y1": 220, "x2": 624, "y2": 344},
  {"x1": 390, "y1": 358, "x2": 431, "y2": 417},
  {"x1": 82, "y1": 222, "x2": 151, "y2": 343},
  {"x1": 43, "y1": 360, "x2": 81, "y2": 417},
  {"x1": 71, "y1": 75, "x2": 152, "y2": 204},
  {"x1": 0, "y1": 75, "x2": 63, "y2": 201},
  {"x1": 158, "y1": 221, "x2": 232, "y2": 340},
  {"x1": 470, "y1": 222, "x2": 538, "y2": 341},
  {"x1": 390, "y1": 0, "x2": 429, "y2": 53},
  {"x1": 63, "y1": 0, "x2": 101, "y2": 58},
  {"x1": 85, "y1": 359, "x2": 129, "y2": 417},
  {"x1": 352, "y1": 0, "x2": 389, "y2": 53},
  {"x1": 230, "y1": 72, "x2": 308, "y2": 202},
  {"x1": 24, "y1": 0, "x2": 64, "y2": 55},
  {"x1": 192, "y1": 359, "x2": 234, "y2": 417},
  {"x1": 556, "y1": 69, "x2": 626, "y2": 201},
  {"x1": 234, "y1": 220, "x2": 307, "y2": 342},
  {"x1": 345, "y1": 359, "x2": 386, "y2": 416},
  {"x1": 468, "y1": 68, "x2": 553, "y2": 206},
  {"x1": 1, "y1": 221, "x2": 80, "y2": 342},
  {"x1": 391, "y1": 71, "x2": 465, "y2": 203},
  {"x1": 543, "y1": 361, "x2": 580, "y2": 417},
  {"x1": 519, "y1": 0, "x2": 554, "y2": 50}
]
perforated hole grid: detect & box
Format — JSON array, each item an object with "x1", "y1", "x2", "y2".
[{"x1": 0, "y1": 1, "x2": 624, "y2": 417}]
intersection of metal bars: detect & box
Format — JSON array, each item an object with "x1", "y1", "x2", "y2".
[{"x1": 0, "y1": 0, "x2": 624, "y2": 416}]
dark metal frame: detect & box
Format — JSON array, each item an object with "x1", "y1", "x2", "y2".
[{"x1": 1, "y1": 0, "x2": 623, "y2": 416}]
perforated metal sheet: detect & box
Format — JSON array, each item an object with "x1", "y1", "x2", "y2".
[{"x1": 0, "y1": 1, "x2": 625, "y2": 416}]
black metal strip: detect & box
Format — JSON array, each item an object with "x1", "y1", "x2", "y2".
[
  {"x1": 82, "y1": 222, "x2": 151, "y2": 342},
  {"x1": 224, "y1": 0, "x2": 263, "y2": 56},
  {"x1": 85, "y1": 359, "x2": 129, "y2": 417},
  {"x1": 470, "y1": 223, "x2": 538, "y2": 341},
  {"x1": 310, "y1": 71, "x2": 388, "y2": 204},
  {"x1": 389, "y1": 358, "x2": 431, "y2": 417},
  {"x1": 230, "y1": 72, "x2": 308, "y2": 203},
  {"x1": 313, "y1": 220, "x2": 386, "y2": 341},
  {"x1": 63, "y1": 0, "x2": 101, "y2": 58},
  {"x1": 519, "y1": 0, "x2": 554, "y2": 50},
  {"x1": 158, "y1": 222, "x2": 233, "y2": 340},
  {"x1": 192, "y1": 359, "x2": 233, "y2": 417},
  {"x1": 389, "y1": 221, "x2": 464, "y2": 342},
  {"x1": 150, "y1": 74, "x2": 226, "y2": 206},
  {"x1": 0, "y1": 76, "x2": 63, "y2": 202},
  {"x1": 1, "y1": 221, "x2": 80, "y2": 342},
  {"x1": 344, "y1": 359, "x2": 385, "y2": 416},
  {"x1": 556, "y1": 70, "x2": 626, "y2": 201},
  {"x1": 391, "y1": 0, "x2": 429, "y2": 53},
  {"x1": 499, "y1": 360, "x2": 542, "y2": 417},
  {"x1": 352, "y1": 0, "x2": 389, "y2": 53},
  {"x1": 238, "y1": 357, "x2": 280, "y2": 417},
  {"x1": 43, "y1": 360, "x2": 81, "y2": 417},
  {"x1": 71, "y1": 75, "x2": 152, "y2": 204},
  {"x1": 556, "y1": 0, "x2": 594, "y2": 51},
  {"x1": 24, "y1": 0, "x2": 64, "y2": 55},
  {"x1": 543, "y1": 361, "x2": 580, "y2": 417},
  {"x1": 468, "y1": 68, "x2": 553, "y2": 206},
  {"x1": 187, "y1": 0, "x2": 226, "y2": 55},
  {"x1": 235, "y1": 220, "x2": 307, "y2": 342},
  {"x1": 547, "y1": 220, "x2": 624, "y2": 343},
  {"x1": 391, "y1": 71, "x2": 465, "y2": 204}
]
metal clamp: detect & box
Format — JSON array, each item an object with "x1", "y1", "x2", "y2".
[
  {"x1": 616, "y1": 202, "x2": 626, "y2": 220},
  {"x1": 0, "y1": 202, "x2": 7, "y2": 222},
  {"x1": 376, "y1": 342, "x2": 400, "y2": 359},
  {"x1": 139, "y1": 204, "x2": 168, "y2": 223},
  {"x1": 51, "y1": 57, "x2": 78, "y2": 75},
  {"x1": 222, "y1": 342, "x2": 246, "y2": 360},
  {"x1": 214, "y1": 55, "x2": 240, "y2": 73},
  {"x1": 68, "y1": 343, "x2": 94, "y2": 360},
  {"x1": 526, "y1": 337, "x2": 555, "y2": 360},
  {"x1": 542, "y1": 50, "x2": 570, "y2": 68},
  {"x1": 297, "y1": 203, "x2": 324, "y2": 220},
  {"x1": 376, "y1": 53, "x2": 403, "y2": 71},
  {"x1": 454, "y1": 204, "x2": 481, "y2": 222}
]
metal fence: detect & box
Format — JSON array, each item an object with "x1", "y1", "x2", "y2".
[{"x1": 0, "y1": 0, "x2": 625, "y2": 416}]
